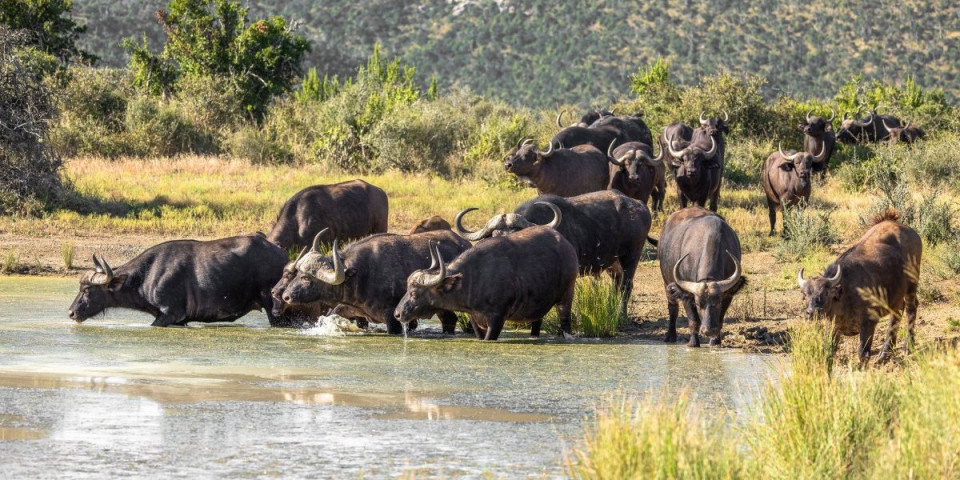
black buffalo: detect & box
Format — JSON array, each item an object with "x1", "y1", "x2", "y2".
[
  {"x1": 68, "y1": 234, "x2": 291, "y2": 327},
  {"x1": 658, "y1": 122, "x2": 694, "y2": 171},
  {"x1": 665, "y1": 133, "x2": 723, "y2": 211},
  {"x1": 606, "y1": 141, "x2": 665, "y2": 210},
  {"x1": 504, "y1": 140, "x2": 609, "y2": 197},
  {"x1": 552, "y1": 113, "x2": 652, "y2": 151},
  {"x1": 556, "y1": 109, "x2": 613, "y2": 129},
  {"x1": 658, "y1": 207, "x2": 746, "y2": 347},
  {"x1": 692, "y1": 111, "x2": 730, "y2": 168},
  {"x1": 267, "y1": 179, "x2": 389, "y2": 250},
  {"x1": 836, "y1": 110, "x2": 902, "y2": 144},
  {"x1": 276, "y1": 230, "x2": 471, "y2": 335},
  {"x1": 455, "y1": 190, "x2": 651, "y2": 313},
  {"x1": 394, "y1": 226, "x2": 579, "y2": 341},
  {"x1": 881, "y1": 118, "x2": 925, "y2": 145},
  {"x1": 800, "y1": 110, "x2": 837, "y2": 177},
  {"x1": 762, "y1": 144, "x2": 826, "y2": 235}
]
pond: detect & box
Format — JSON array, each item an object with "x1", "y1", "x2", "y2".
[{"x1": 0, "y1": 276, "x2": 779, "y2": 478}]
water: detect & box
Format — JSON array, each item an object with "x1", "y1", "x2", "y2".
[{"x1": 0, "y1": 276, "x2": 779, "y2": 478}]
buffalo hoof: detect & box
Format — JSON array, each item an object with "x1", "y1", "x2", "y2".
[
  {"x1": 709, "y1": 336, "x2": 722, "y2": 347},
  {"x1": 665, "y1": 333, "x2": 678, "y2": 343},
  {"x1": 562, "y1": 332, "x2": 576, "y2": 341}
]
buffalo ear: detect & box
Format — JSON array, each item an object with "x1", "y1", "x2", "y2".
[
  {"x1": 107, "y1": 275, "x2": 127, "y2": 292},
  {"x1": 440, "y1": 274, "x2": 463, "y2": 293},
  {"x1": 345, "y1": 267, "x2": 357, "y2": 279},
  {"x1": 666, "y1": 283, "x2": 692, "y2": 302}
]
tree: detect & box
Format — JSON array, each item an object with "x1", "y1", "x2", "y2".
[
  {"x1": 0, "y1": 0, "x2": 95, "y2": 64},
  {"x1": 123, "y1": 0, "x2": 310, "y2": 120}
]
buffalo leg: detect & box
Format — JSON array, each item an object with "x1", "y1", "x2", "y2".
[
  {"x1": 151, "y1": 311, "x2": 185, "y2": 327},
  {"x1": 439, "y1": 311, "x2": 458, "y2": 334},
  {"x1": 708, "y1": 192, "x2": 719, "y2": 212},
  {"x1": 484, "y1": 314, "x2": 506, "y2": 341},
  {"x1": 386, "y1": 315, "x2": 404, "y2": 335},
  {"x1": 678, "y1": 190, "x2": 688, "y2": 209},
  {"x1": 683, "y1": 299, "x2": 701, "y2": 348},
  {"x1": 876, "y1": 312, "x2": 900, "y2": 365},
  {"x1": 469, "y1": 315, "x2": 487, "y2": 340},
  {"x1": 557, "y1": 281, "x2": 576, "y2": 337},
  {"x1": 665, "y1": 301, "x2": 679, "y2": 343},
  {"x1": 530, "y1": 319, "x2": 542, "y2": 337},
  {"x1": 903, "y1": 282, "x2": 918, "y2": 355},
  {"x1": 766, "y1": 199, "x2": 778, "y2": 236},
  {"x1": 858, "y1": 320, "x2": 877, "y2": 366}
]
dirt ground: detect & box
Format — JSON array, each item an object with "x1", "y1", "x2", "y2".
[{"x1": 3, "y1": 231, "x2": 958, "y2": 362}]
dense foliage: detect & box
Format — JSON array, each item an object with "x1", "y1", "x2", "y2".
[
  {"x1": 0, "y1": 0, "x2": 94, "y2": 63},
  {"x1": 72, "y1": 0, "x2": 960, "y2": 107}
]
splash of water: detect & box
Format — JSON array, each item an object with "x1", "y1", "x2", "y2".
[{"x1": 299, "y1": 315, "x2": 360, "y2": 337}]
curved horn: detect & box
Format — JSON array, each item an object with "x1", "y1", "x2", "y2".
[
  {"x1": 672, "y1": 254, "x2": 702, "y2": 295},
  {"x1": 651, "y1": 141, "x2": 664, "y2": 164},
  {"x1": 714, "y1": 250, "x2": 742, "y2": 294},
  {"x1": 858, "y1": 111, "x2": 874, "y2": 127},
  {"x1": 521, "y1": 138, "x2": 534, "y2": 148},
  {"x1": 703, "y1": 135, "x2": 717, "y2": 158},
  {"x1": 797, "y1": 266, "x2": 806, "y2": 289},
  {"x1": 536, "y1": 201, "x2": 562, "y2": 229},
  {"x1": 813, "y1": 141, "x2": 827, "y2": 163},
  {"x1": 827, "y1": 109, "x2": 836, "y2": 122},
  {"x1": 96, "y1": 254, "x2": 114, "y2": 281},
  {"x1": 842, "y1": 110, "x2": 852, "y2": 122},
  {"x1": 292, "y1": 246, "x2": 308, "y2": 268},
  {"x1": 310, "y1": 228, "x2": 330, "y2": 253},
  {"x1": 666, "y1": 134, "x2": 686, "y2": 158},
  {"x1": 699, "y1": 111, "x2": 708, "y2": 125},
  {"x1": 455, "y1": 207, "x2": 494, "y2": 242},
  {"x1": 778, "y1": 142, "x2": 800, "y2": 161},
  {"x1": 722, "y1": 110, "x2": 729, "y2": 122},
  {"x1": 904, "y1": 120, "x2": 911, "y2": 129},
  {"x1": 416, "y1": 243, "x2": 448, "y2": 288},
  {"x1": 427, "y1": 241, "x2": 439, "y2": 270},
  {"x1": 538, "y1": 141, "x2": 555, "y2": 157},
  {"x1": 556, "y1": 111, "x2": 566, "y2": 129},
  {"x1": 92, "y1": 254, "x2": 104, "y2": 273},
  {"x1": 806, "y1": 110, "x2": 814, "y2": 123},
  {"x1": 314, "y1": 239, "x2": 346, "y2": 285},
  {"x1": 826, "y1": 264, "x2": 842, "y2": 286},
  {"x1": 607, "y1": 140, "x2": 622, "y2": 164}
]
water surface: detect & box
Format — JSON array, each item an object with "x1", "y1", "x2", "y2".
[{"x1": 0, "y1": 276, "x2": 778, "y2": 478}]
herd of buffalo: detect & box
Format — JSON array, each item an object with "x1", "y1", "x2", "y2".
[{"x1": 67, "y1": 108, "x2": 925, "y2": 364}]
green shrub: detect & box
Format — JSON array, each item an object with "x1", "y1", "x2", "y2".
[
  {"x1": 775, "y1": 202, "x2": 838, "y2": 262},
  {"x1": 123, "y1": 95, "x2": 215, "y2": 156},
  {"x1": 60, "y1": 242, "x2": 75, "y2": 269},
  {"x1": 225, "y1": 124, "x2": 293, "y2": 164}
]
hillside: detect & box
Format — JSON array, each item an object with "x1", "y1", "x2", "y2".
[{"x1": 70, "y1": 0, "x2": 960, "y2": 107}]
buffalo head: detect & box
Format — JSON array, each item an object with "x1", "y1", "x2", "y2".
[
  {"x1": 698, "y1": 111, "x2": 731, "y2": 137},
  {"x1": 454, "y1": 202, "x2": 561, "y2": 241},
  {"x1": 68, "y1": 254, "x2": 127, "y2": 322},
  {"x1": 799, "y1": 110, "x2": 836, "y2": 137},
  {"x1": 504, "y1": 139, "x2": 556, "y2": 177},
  {"x1": 394, "y1": 243, "x2": 455, "y2": 324},
  {"x1": 797, "y1": 265, "x2": 843, "y2": 320},
  {"x1": 666, "y1": 134, "x2": 718, "y2": 182},
  {"x1": 777, "y1": 143, "x2": 819, "y2": 182},
  {"x1": 280, "y1": 229, "x2": 354, "y2": 307},
  {"x1": 667, "y1": 251, "x2": 742, "y2": 338},
  {"x1": 836, "y1": 109, "x2": 875, "y2": 144},
  {"x1": 608, "y1": 141, "x2": 663, "y2": 183}
]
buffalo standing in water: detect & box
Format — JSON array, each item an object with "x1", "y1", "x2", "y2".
[
  {"x1": 455, "y1": 192, "x2": 651, "y2": 314},
  {"x1": 277, "y1": 229, "x2": 471, "y2": 335},
  {"x1": 267, "y1": 179, "x2": 388, "y2": 250},
  {"x1": 797, "y1": 209, "x2": 921, "y2": 365},
  {"x1": 395, "y1": 226, "x2": 579, "y2": 341},
  {"x1": 606, "y1": 140, "x2": 666, "y2": 210},
  {"x1": 658, "y1": 207, "x2": 746, "y2": 347},
  {"x1": 68, "y1": 234, "x2": 292, "y2": 327},
  {"x1": 504, "y1": 140, "x2": 609, "y2": 197},
  {"x1": 762, "y1": 143, "x2": 826, "y2": 235}
]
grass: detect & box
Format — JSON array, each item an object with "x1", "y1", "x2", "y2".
[
  {"x1": 543, "y1": 277, "x2": 625, "y2": 337},
  {"x1": 566, "y1": 320, "x2": 960, "y2": 479},
  {"x1": 1, "y1": 251, "x2": 17, "y2": 274},
  {"x1": 60, "y1": 242, "x2": 75, "y2": 269}
]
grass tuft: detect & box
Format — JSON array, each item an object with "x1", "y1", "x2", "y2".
[{"x1": 61, "y1": 242, "x2": 75, "y2": 269}]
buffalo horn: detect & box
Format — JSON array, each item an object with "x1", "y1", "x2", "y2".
[
  {"x1": 806, "y1": 110, "x2": 814, "y2": 123},
  {"x1": 723, "y1": 110, "x2": 729, "y2": 122},
  {"x1": 455, "y1": 207, "x2": 493, "y2": 242},
  {"x1": 699, "y1": 111, "x2": 708, "y2": 125},
  {"x1": 881, "y1": 118, "x2": 900, "y2": 131},
  {"x1": 650, "y1": 141, "x2": 664, "y2": 165},
  {"x1": 91, "y1": 254, "x2": 114, "y2": 285},
  {"x1": 826, "y1": 265, "x2": 842, "y2": 286},
  {"x1": 556, "y1": 111, "x2": 566, "y2": 129},
  {"x1": 417, "y1": 243, "x2": 447, "y2": 288},
  {"x1": 778, "y1": 142, "x2": 800, "y2": 162},
  {"x1": 714, "y1": 251, "x2": 742, "y2": 294},
  {"x1": 796, "y1": 266, "x2": 807, "y2": 289},
  {"x1": 666, "y1": 133, "x2": 686, "y2": 158},
  {"x1": 607, "y1": 140, "x2": 624, "y2": 165},
  {"x1": 672, "y1": 254, "x2": 702, "y2": 295},
  {"x1": 827, "y1": 109, "x2": 836, "y2": 122},
  {"x1": 539, "y1": 141, "x2": 555, "y2": 157},
  {"x1": 703, "y1": 135, "x2": 717, "y2": 158},
  {"x1": 536, "y1": 201, "x2": 562, "y2": 230},
  {"x1": 427, "y1": 241, "x2": 439, "y2": 270},
  {"x1": 315, "y1": 239, "x2": 346, "y2": 285}
]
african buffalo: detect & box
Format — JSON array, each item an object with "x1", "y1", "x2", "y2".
[
  {"x1": 455, "y1": 190, "x2": 651, "y2": 313},
  {"x1": 665, "y1": 134, "x2": 723, "y2": 211},
  {"x1": 552, "y1": 112, "x2": 652, "y2": 151},
  {"x1": 658, "y1": 207, "x2": 746, "y2": 347},
  {"x1": 607, "y1": 140, "x2": 666, "y2": 210},
  {"x1": 762, "y1": 143, "x2": 826, "y2": 235},
  {"x1": 836, "y1": 110, "x2": 901, "y2": 144},
  {"x1": 800, "y1": 110, "x2": 837, "y2": 177},
  {"x1": 692, "y1": 111, "x2": 730, "y2": 167},
  {"x1": 408, "y1": 215, "x2": 452, "y2": 234},
  {"x1": 68, "y1": 234, "x2": 292, "y2": 327},
  {"x1": 394, "y1": 226, "x2": 579, "y2": 341},
  {"x1": 269, "y1": 257, "x2": 371, "y2": 329},
  {"x1": 591, "y1": 114, "x2": 654, "y2": 147},
  {"x1": 504, "y1": 140, "x2": 609, "y2": 197},
  {"x1": 797, "y1": 209, "x2": 921, "y2": 365},
  {"x1": 658, "y1": 122, "x2": 694, "y2": 172},
  {"x1": 267, "y1": 179, "x2": 388, "y2": 250},
  {"x1": 882, "y1": 118, "x2": 925, "y2": 145},
  {"x1": 277, "y1": 229, "x2": 471, "y2": 335},
  {"x1": 556, "y1": 110, "x2": 613, "y2": 129}
]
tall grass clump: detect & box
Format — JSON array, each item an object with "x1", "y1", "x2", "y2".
[
  {"x1": 2, "y1": 251, "x2": 18, "y2": 274},
  {"x1": 567, "y1": 393, "x2": 743, "y2": 480},
  {"x1": 775, "y1": 201, "x2": 838, "y2": 261},
  {"x1": 60, "y1": 242, "x2": 75, "y2": 269},
  {"x1": 543, "y1": 277, "x2": 625, "y2": 337}
]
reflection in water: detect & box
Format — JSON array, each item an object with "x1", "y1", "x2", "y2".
[{"x1": 0, "y1": 276, "x2": 781, "y2": 478}]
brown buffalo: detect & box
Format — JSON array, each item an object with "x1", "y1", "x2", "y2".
[
  {"x1": 882, "y1": 118, "x2": 925, "y2": 145},
  {"x1": 800, "y1": 110, "x2": 837, "y2": 177},
  {"x1": 797, "y1": 209, "x2": 922, "y2": 365},
  {"x1": 408, "y1": 215, "x2": 452, "y2": 234},
  {"x1": 504, "y1": 140, "x2": 609, "y2": 197},
  {"x1": 606, "y1": 140, "x2": 665, "y2": 209},
  {"x1": 665, "y1": 134, "x2": 722, "y2": 211}
]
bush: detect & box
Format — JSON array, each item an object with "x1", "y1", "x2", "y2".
[
  {"x1": 0, "y1": 28, "x2": 63, "y2": 214},
  {"x1": 123, "y1": 95, "x2": 215, "y2": 156},
  {"x1": 47, "y1": 67, "x2": 130, "y2": 157},
  {"x1": 775, "y1": 202, "x2": 838, "y2": 262},
  {"x1": 224, "y1": 124, "x2": 292, "y2": 164}
]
